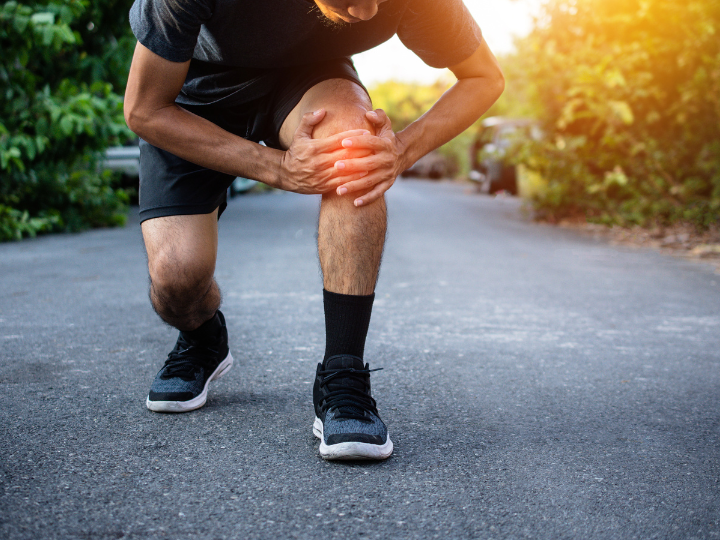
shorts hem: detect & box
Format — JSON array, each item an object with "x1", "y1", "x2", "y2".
[{"x1": 139, "y1": 203, "x2": 224, "y2": 223}]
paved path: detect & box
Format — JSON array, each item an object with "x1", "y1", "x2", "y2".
[{"x1": 1, "y1": 180, "x2": 719, "y2": 539}]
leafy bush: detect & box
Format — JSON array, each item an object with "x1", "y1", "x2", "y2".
[
  {"x1": 509, "y1": 0, "x2": 720, "y2": 228},
  {"x1": 0, "y1": 0, "x2": 134, "y2": 241}
]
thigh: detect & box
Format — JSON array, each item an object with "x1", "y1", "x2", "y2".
[{"x1": 141, "y1": 211, "x2": 219, "y2": 278}]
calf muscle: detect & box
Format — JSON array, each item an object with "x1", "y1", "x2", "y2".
[{"x1": 318, "y1": 191, "x2": 386, "y2": 295}]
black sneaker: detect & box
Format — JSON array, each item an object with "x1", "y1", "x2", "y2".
[
  {"x1": 313, "y1": 354, "x2": 393, "y2": 460},
  {"x1": 146, "y1": 311, "x2": 233, "y2": 413}
]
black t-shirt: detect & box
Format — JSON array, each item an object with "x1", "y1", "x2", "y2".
[{"x1": 129, "y1": 0, "x2": 483, "y2": 106}]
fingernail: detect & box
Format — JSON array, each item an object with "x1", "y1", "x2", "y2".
[
  {"x1": 337, "y1": 187, "x2": 347, "y2": 195},
  {"x1": 369, "y1": 111, "x2": 378, "y2": 118},
  {"x1": 314, "y1": 109, "x2": 323, "y2": 116},
  {"x1": 363, "y1": 130, "x2": 371, "y2": 135},
  {"x1": 342, "y1": 139, "x2": 352, "y2": 147},
  {"x1": 355, "y1": 199, "x2": 363, "y2": 207},
  {"x1": 335, "y1": 162, "x2": 345, "y2": 170}
]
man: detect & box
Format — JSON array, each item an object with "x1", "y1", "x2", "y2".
[{"x1": 124, "y1": 0, "x2": 504, "y2": 461}]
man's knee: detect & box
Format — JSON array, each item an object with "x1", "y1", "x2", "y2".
[
  {"x1": 309, "y1": 79, "x2": 374, "y2": 141},
  {"x1": 141, "y1": 213, "x2": 219, "y2": 311},
  {"x1": 312, "y1": 102, "x2": 375, "y2": 141},
  {"x1": 148, "y1": 248, "x2": 215, "y2": 306},
  {"x1": 314, "y1": 98, "x2": 379, "y2": 205}
]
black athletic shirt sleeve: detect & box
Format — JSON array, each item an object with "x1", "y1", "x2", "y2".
[
  {"x1": 397, "y1": 0, "x2": 483, "y2": 68},
  {"x1": 129, "y1": 0, "x2": 213, "y2": 63}
]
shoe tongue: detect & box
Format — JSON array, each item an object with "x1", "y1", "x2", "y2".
[
  {"x1": 324, "y1": 355, "x2": 366, "y2": 397},
  {"x1": 325, "y1": 355, "x2": 364, "y2": 371}
]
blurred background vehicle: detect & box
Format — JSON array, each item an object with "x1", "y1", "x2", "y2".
[
  {"x1": 103, "y1": 139, "x2": 140, "y2": 177},
  {"x1": 401, "y1": 150, "x2": 457, "y2": 180},
  {"x1": 469, "y1": 117, "x2": 541, "y2": 195},
  {"x1": 228, "y1": 177, "x2": 258, "y2": 196}
]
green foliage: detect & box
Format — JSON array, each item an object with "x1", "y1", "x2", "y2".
[
  {"x1": 509, "y1": 0, "x2": 720, "y2": 228},
  {"x1": 0, "y1": 0, "x2": 135, "y2": 241},
  {"x1": 369, "y1": 79, "x2": 451, "y2": 132}
]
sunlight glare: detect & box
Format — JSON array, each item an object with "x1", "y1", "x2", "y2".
[{"x1": 353, "y1": 0, "x2": 543, "y2": 84}]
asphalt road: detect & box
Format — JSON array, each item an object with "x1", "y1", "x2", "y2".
[{"x1": 1, "y1": 180, "x2": 719, "y2": 539}]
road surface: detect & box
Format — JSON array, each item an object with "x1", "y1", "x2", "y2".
[{"x1": 1, "y1": 180, "x2": 718, "y2": 539}]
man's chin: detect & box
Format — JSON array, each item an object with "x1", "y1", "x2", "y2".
[
  {"x1": 324, "y1": 17, "x2": 349, "y2": 29},
  {"x1": 311, "y1": 4, "x2": 350, "y2": 29}
]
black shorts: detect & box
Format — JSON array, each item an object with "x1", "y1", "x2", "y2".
[{"x1": 138, "y1": 57, "x2": 367, "y2": 222}]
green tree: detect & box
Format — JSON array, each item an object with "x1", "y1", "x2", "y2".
[
  {"x1": 0, "y1": 0, "x2": 135, "y2": 241},
  {"x1": 509, "y1": 0, "x2": 720, "y2": 227}
]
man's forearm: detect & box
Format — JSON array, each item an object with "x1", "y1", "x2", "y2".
[
  {"x1": 126, "y1": 103, "x2": 285, "y2": 187},
  {"x1": 395, "y1": 75, "x2": 505, "y2": 171}
]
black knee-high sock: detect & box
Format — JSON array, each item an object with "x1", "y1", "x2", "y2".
[{"x1": 323, "y1": 289, "x2": 374, "y2": 362}]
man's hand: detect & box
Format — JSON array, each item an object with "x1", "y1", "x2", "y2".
[
  {"x1": 332, "y1": 109, "x2": 405, "y2": 207},
  {"x1": 279, "y1": 108, "x2": 374, "y2": 194}
]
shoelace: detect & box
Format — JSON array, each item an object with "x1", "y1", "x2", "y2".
[
  {"x1": 160, "y1": 334, "x2": 219, "y2": 381},
  {"x1": 318, "y1": 366, "x2": 383, "y2": 422}
]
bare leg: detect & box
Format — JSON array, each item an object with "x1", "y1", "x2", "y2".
[
  {"x1": 318, "y1": 180, "x2": 386, "y2": 295},
  {"x1": 141, "y1": 210, "x2": 221, "y2": 331},
  {"x1": 280, "y1": 79, "x2": 394, "y2": 460},
  {"x1": 279, "y1": 78, "x2": 387, "y2": 294}
]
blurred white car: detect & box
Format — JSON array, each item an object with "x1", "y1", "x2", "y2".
[{"x1": 103, "y1": 144, "x2": 140, "y2": 177}]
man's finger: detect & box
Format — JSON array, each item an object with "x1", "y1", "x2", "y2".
[
  {"x1": 353, "y1": 179, "x2": 392, "y2": 207},
  {"x1": 315, "y1": 148, "x2": 370, "y2": 175},
  {"x1": 334, "y1": 154, "x2": 382, "y2": 174},
  {"x1": 294, "y1": 109, "x2": 326, "y2": 140},
  {"x1": 366, "y1": 109, "x2": 394, "y2": 138},
  {"x1": 327, "y1": 171, "x2": 370, "y2": 192},
  {"x1": 366, "y1": 108, "x2": 391, "y2": 128},
  {"x1": 335, "y1": 171, "x2": 382, "y2": 195},
  {"x1": 311, "y1": 170, "x2": 370, "y2": 193},
  {"x1": 310, "y1": 129, "x2": 371, "y2": 152},
  {"x1": 340, "y1": 134, "x2": 388, "y2": 152},
  {"x1": 325, "y1": 145, "x2": 373, "y2": 163}
]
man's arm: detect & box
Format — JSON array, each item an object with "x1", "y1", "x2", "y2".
[
  {"x1": 124, "y1": 42, "x2": 370, "y2": 193},
  {"x1": 332, "y1": 37, "x2": 505, "y2": 206},
  {"x1": 396, "y1": 37, "x2": 505, "y2": 173}
]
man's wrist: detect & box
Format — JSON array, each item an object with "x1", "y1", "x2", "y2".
[
  {"x1": 395, "y1": 129, "x2": 418, "y2": 173},
  {"x1": 250, "y1": 144, "x2": 285, "y2": 190}
]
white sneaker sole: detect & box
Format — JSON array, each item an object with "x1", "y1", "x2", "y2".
[
  {"x1": 313, "y1": 416, "x2": 393, "y2": 460},
  {"x1": 146, "y1": 352, "x2": 233, "y2": 413}
]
